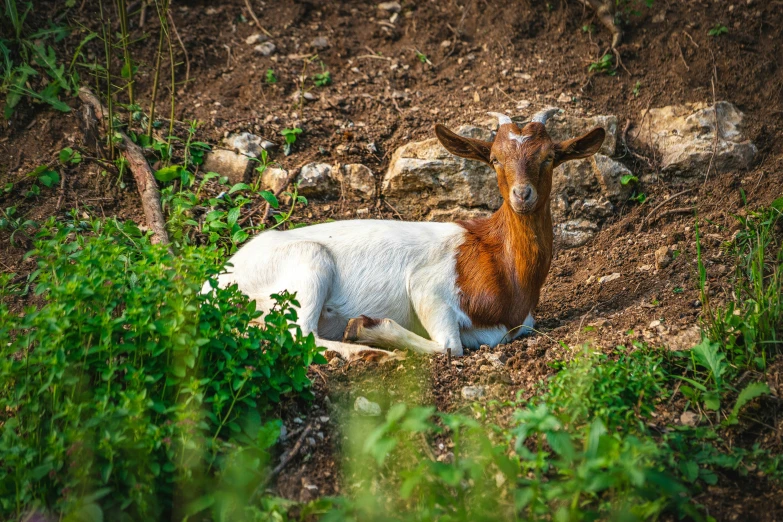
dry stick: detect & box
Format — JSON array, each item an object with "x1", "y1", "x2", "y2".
[
  {"x1": 251, "y1": 424, "x2": 313, "y2": 500},
  {"x1": 56, "y1": 170, "x2": 66, "y2": 210},
  {"x1": 168, "y1": 9, "x2": 190, "y2": 86},
  {"x1": 79, "y1": 88, "x2": 171, "y2": 247},
  {"x1": 654, "y1": 207, "x2": 695, "y2": 222},
  {"x1": 244, "y1": 0, "x2": 272, "y2": 38},
  {"x1": 639, "y1": 188, "x2": 696, "y2": 231}
]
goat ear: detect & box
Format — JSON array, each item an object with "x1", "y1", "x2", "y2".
[
  {"x1": 554, "y1": 127, "x2": 605, "y2": 166},
  {"x1": 435, "y1": 124, "x2": 492, "y2": 165}
]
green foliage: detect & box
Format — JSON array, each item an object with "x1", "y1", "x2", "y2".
[
  {"x1": 0, "y1": 218, "x2": 325, "y2": 520},
  {"x1": 265, "y1": 68, "x2": 277, "y2": 84},
  {"x1": 620, "y1": 173, "x2": 638, "y2": 186},
  {"x1": 708, "y1": 23, "x2": 728, "y2": 37},
  {"x1": 588, "y1": 54, "x2": 616, "y2": 76},
  {"x1": 313, "y1": 70, "x2": 331, "y2": 87},
  {"x1": 280, "y1": 127, "x2": 303, "y2": 156},
  {"x1": 632, "y1": 81, "x2": 641, "y2": 97},
  {"x1": 0, "y1": 205, "x2": 37, "y2": 245}
]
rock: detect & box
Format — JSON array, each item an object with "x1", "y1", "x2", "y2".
[
  {"x1": 591, "y1": 154, "x2": 634, "y2": 199},
  {"x1": 245, "y1": 33, "x2": 265, "y2": 45},
  {"x1": 651, "y1": 11, "x2": 665, "y2": 23},
  {"x1": 599, "y1": 272, "x2": 621, "y2": 284},
  {"x1": 461, "y1": 386, "x2": 486, "y2": 400},
  {"x1": 546, "y1": 113, "x2": 618, "y2": 155},
  {"x1": 680, "y1": 411, "x2": 699, "y2": 427},
  {"x1": 554, "y1": 219, "x2": 599, "y2": 248},
  {"x1": 486, "y1": 353, "x2": 507, "y2": 367},
  {"x1": 201, "y1": 149, "x2": 250, "y2": 185},
  {"x1": 338, "y1": 164, "x2": 376, "y2": 198},
  {"x1": 427, "y1": 207, "x2": 492, "y2": 222},
  {"x1": 225, "y1": 132, "x2": 275, "y2": 158},
  {"x1": 354, "y1": 396, "x2": 381, "y2": 416},
  {"x1": 378, "y1": 1, "x2": 401, "y2": 13},
  {"x1": 254, "y1": 42, "x2": 276, "y2": 56},
  {"x1": 382, "y1": 125, "x2": 501, "y2": 217},
  {"x1": 260, "y1": 167, "x2": 289, "y2": 193},
  {"x1": 298, "y1": 163, "x2": 338, "y2": 198},
  {"x1": 637, "y1": 102, "x2": 757, "y2": 178},
  {"x1": 666, "y1": 326, "x2": 701, "y2": 351},
  {"x1": 655, "y1": 245, "x2": 673, "y2": 269},
  {"x1": 310, "y1": 36, "x2": 329, "y2": 49}
]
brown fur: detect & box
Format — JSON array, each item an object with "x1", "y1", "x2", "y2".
[{"x1": 435, "y1": 119, "x2": 605, "y2": 330}]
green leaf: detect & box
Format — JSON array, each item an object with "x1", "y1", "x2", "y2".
[
  {"x1": 726, "y1": 382, "x2": 770, "y2": 425},
  {"x1": 154, "y1": 165, "x2": 184, "y2": 182},
  {"x1": 260, "y1": 190, "x2": 279, "y2": 209},
  {"x1": 227, "y1": 207, "x2": 241, "y2": 226},
  {"x1": 228, "y1": 183, "x2": 251, "y2": 194},
  {"x1": 620, "y1": 174, "x2": 639, "y2": 186}
]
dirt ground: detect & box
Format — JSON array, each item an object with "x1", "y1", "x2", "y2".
[{"x1": 2, "y1": 0, "x2": 783, "y2": 519}]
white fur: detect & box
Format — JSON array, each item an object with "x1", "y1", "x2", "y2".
[
  {"x1": 508, "y1": 131, "x2": 531, "y2": 145},
  {"x1": 209, "y1": 219, "x2": 533, "y2": 356}
]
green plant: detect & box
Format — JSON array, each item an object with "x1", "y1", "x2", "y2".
[
  {"x1": 0, "y1": 217, "x2": 325, "y2": 520},
  {"x1": 280, "y1": 127, "x2": 303, "y2": 156},
  {"x1": 588, "y1": 53, "x2": 616, "y2": 76},
  {"x1": 313, "y1": 70, "x2": 331, "y2": 87},
  {"x1": 632, "y1": 81, "x2": 641, "y2": 97},
  {"x1": 632, "y1": 192, "x2": 647, "y2": 204},
  {"x1": 0, "y1": 206, "x2": 37, "y2": 245},
  {"x1": 415, "y1": 51, "x2": 430, "y2": 64},
  {"x1": 265, "y1": 68, "x2": 277, "y2": 84},
  {"x1": 620, "y1": 173, "x2": 638, "y2": 186},
  {"x1": 708, "y1": 23, "x2": 728, "y2": 37}
]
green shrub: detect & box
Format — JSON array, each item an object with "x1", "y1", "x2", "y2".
[{"x1": 0, "y1": 218, "x2": 325, "y2": 520}]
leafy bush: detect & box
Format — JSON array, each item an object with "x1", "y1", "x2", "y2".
[{"x1": 0, "y1": 218, "x2": 325, "y2": 520}]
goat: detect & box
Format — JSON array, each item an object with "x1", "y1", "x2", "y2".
[{"x1": 208, "y1": 109, "x2": 605, "y2": 358}]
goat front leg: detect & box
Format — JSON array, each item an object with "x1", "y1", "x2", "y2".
[{"x1": 343, "y1": 316, "x2": 460, "y2": 356}]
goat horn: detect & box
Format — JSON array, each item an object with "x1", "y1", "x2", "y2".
[
  {"x1": 487, "y1": 111, "x2": 512, "y2": 126},
  {"x1": 531, "y1": 107, "x2": 560, "y2": 125}
]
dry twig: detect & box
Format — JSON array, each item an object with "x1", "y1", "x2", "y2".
[
  {"x1": 251, "y1": 423, "x2": 313, "y2": 499},
  {"x1": 244, "y1": 0, "x2": 272, "y2": 38},
  {"x1": 78, "y1": 87, "x2": 171, "y2": 247}
]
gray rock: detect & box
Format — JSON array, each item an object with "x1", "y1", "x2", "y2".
[
  {"x1": 245, "y1": 33, "x2": 265, "y2": 45},
  {"x1": 298, "y1": 162, "x2": 338, "y2": 198},
  {"x1": 254, "y1": 42, "x2": 276, "y2": 56},
  {"x1": 382, "y1": 125, "x2": 501, "y2": 217},
  {"x1": 354, "y1": 396, "x2": 381, "y2": 416},
  {"x1": 546, "y1": 113, "x2": 618, "y2": 155},
  {"x1": 310, "y1": 36, "x2": 329, "y2": 49},
  {"x1": 554, "y1": 219, "x2": 599, "y2": 248},
  {"x1": 461, "y1": 386, "x2": 486, "y2": 400},
  {"x1": 259, "y1": 167, "x2": 289, "y2": 194},
  {"x1": 655, "y1": 245, "x2": 673, "y2": 270},
  {"x1": 201, "y1": 149, "x2": 250, "y2": 185},
  {"x1": 378, "y1": 1, "x2": 402, "y2": 13},
  {"x1": 338, "y1": 164, "x2": 376, "y2": 198},
  {"x1": 637, "y1": 101, "x2": 757, "y2": 178},
  {"x1": 225, "y1": 132, "x2": 275, "y2": 158}
]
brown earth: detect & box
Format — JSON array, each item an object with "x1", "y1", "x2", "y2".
[{"x1": 2, "y1": 0, "x2": 783, "y2": 520}]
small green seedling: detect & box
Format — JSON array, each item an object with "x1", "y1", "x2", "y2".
[
  {"x1": 708, "y1": 23, "x2": 728, "y2": 37},
  {"x1": 58, "y1": 147, "x2": 82, "y2": 165},
  {"x1": 620, "y1": 174, "x2": 639, "y2": 186},
  {"x1": 588, "y1": 54, "x2": 616, "y2": 76},
  {"x1": 582, "y1": 24, "x2": 594, "y2": 34},
  {"x1": 313, "y1": 70, "x2": 331, "y2": 87},
  {"x1": 632, "y1": 192, "x2": 647, "y2": 204},
  {"x1": 265, "y1": 68, "x2": 278, "y2": 84},
  {"x1": 633, "y1": 81, "x2": 641, "y2": 97},
  {"x1": 415, "y1": 51, "x2": 430, "y2": 64},
  {"x1": 280, "y1": 127, "x2": 303, "y2": 156}
]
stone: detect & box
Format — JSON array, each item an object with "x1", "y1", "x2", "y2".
[
  {"x1": 591, "y1": 154, "x2": 634, "y2": 199},
  {"x1": 554, "y1": 219, "x2": 599, "y2": 248},
  {"x1": 354, "y1": 396, "x2": 381, "y2": 416},
  {"x1": 338, "y1": 164, "x2": 376, "y2": 197},
  {"x1": 378, "y1": 1, "x2": 402, "y2": 13},
  {"x1": 486, "y1": 353, "x2": 507, "y2": 367},
  {"x1": 297, "y1": 163, "x2": 338, "y2": 198},
  {"x1": 461, "y1": 386, "x2": 486, "y2": 400},
  {"x1": 599, "y1": 272, "x2": 621, "y2": 284},
  {"x1": 637, "y1": 102, "x2": 757, "y2": 178},
  {"x1": 655, "y1": 245, "x2": 673, "y2": 270},
  {"x1": 680, "y1": 411, "x2": 699, "y2": 427},
  {"x1": 254, "y1": 42, "x2": 276, "y2": 56},
  {"x1": 201, "y1": 149, "x2": 250, "y2": 185},
  {"x1": 427, "y1": 207, "x2": 492, "y2": 222},
  {"x1": 546, "y1": 113, "x2": 618, "y2": 155},
  {"x1": 382, "y1": 125, "x2": 501, "y2": 217},
  {"x1": 245, "y1": 33, "x2": 265, "y2": 45},
  {"x1": 260, "y1": 167, "x2": 289, "y2": 194},
  {"x1": 310, "y1": 36, "x2": 329, "y2": 49},
  {"x1": 225, "y1": 132, "x2": 275, "y2": 158}
]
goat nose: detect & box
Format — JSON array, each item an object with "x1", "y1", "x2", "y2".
[{"x1": 513, "y1": 185, "x2": 534, "y2": 203}]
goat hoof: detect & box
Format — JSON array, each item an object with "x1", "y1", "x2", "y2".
[{"x1": 343, "y1": 315, "x2": 382, "y2": 342}]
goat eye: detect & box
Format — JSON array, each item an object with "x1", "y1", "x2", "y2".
[{"x1": 491, "y1": 158, "x2": 501, "y2": 166}]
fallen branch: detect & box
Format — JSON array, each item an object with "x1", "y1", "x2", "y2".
[
  {"x1": 78, "y1": 87, "x2": 171, "y2": 247},
  {"x1": 250, "y1": 423, "x2": 312, "y2": 500},
  {"x1": 638, "y1": 188, "x2": 695, "y2": 232},
  {"x1": 244, "y1": 0, "x2": 272, "y2": 38}
]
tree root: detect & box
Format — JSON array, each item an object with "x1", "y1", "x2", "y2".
[{"x1": 581, "y1": 0, "x2": 625, "y2": 70}]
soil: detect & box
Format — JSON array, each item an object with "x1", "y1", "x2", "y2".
[{"x1": 2, "y1": 0, "x2": 783, "y2": 520}]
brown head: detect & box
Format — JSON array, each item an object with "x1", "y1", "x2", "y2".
[{"x1": 435, "y1": 109, "x2": 606, "y2": 215}]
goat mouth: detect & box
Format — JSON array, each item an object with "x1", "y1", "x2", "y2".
[{"x1": 510, "y1": 199, "x2": 537, "y2": 215}]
